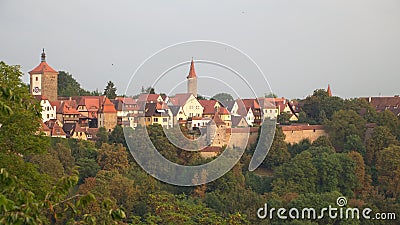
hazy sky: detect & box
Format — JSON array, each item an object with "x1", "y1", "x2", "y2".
[{"x1": 1, "y1": 0, "x2": 399, "y2": 99}]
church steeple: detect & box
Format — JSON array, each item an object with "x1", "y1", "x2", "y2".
[
  {"x1": 187, "y1": 57, "x2": 197, "y2": 79},
  {"x1": 187, "y1": 58, "x2": 198, "y2": 97},
  {"x1": 327, "y1": 84, "x2": 332, "y2": 97}
]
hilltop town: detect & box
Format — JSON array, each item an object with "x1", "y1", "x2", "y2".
[{"x1": 31, "y1": 50, "x2": 400, "y2": 157}]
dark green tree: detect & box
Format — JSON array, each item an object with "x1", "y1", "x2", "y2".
[
  {"x1": 103, "y1": 81, "x2": 117, "y2": 99},
  {"x1": 58, "y1": 71, "x2": 91, "y2": 96},
  {"x1": 325, "y1": 109, "x2": 366, "y2": 151},
  {"x1": 212, "y1": 92, "x2": 234, "y2": 102}
]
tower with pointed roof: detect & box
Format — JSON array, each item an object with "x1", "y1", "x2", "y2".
[
  {"x1": 29, "y1": 49, "x2": 59, "y2": 101},
  {"x1": 327, "y1": 84, "x2": 332, "y2": 97},
  {"x1": 187, "y1": 58, "x2": 198, "y2": 98}
]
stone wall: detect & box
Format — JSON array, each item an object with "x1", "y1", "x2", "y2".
[
  {"x1": 42, "y1": 73, "x2": 58, "y2": 101},
  {"x1": 281, "y1": 125, "x2": 328, "y2": 144}
]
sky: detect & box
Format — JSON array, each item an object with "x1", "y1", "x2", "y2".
[{"x1": 1, "y1": 0, "x2": 399, "y2": 99}]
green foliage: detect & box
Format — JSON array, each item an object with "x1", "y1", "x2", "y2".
[
  {"x1": 103, "y1": 81, "x2": 117, "y2": 99},
  {"x1": 262, "y1": 126, "x2": 290, "y2": 169},
  {"x1": 212, "y1": 92, "x2": 234, "y2": 102},
  {"x1": 301, "y1": 89, "x2": 344, "y2": 123},
  {"x1": 325, "y1": 109, "x2": 367, "y2": 151},
  {"x1": 0, "y1": 61, "x2": 47, "y2": 155},
  {"x1": 57, "y1": 71, "x2": 91, "y2": 97}
]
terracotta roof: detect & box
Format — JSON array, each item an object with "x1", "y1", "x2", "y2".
[
  {"x1": 168, "y1": 93, "x2": 193, "y2": 106},
  {"x1": 137, "y1": 94, "x2": 162, "y2": 103},
  {"x1": 61, "y1": 101, "x2": 80, "y2": 115},
  {"x1": 210, "y1": 112, "x2": 225, "y2": 126},
  {"x1": 100, "y1": 97, "x2": 117, "y2": 113},
  {"x1": 78, "y1": 97, "x2": 100, "y2": 112},
  {"x1": 39, "y1": 121, "x2": 51, "y2": 132},
  {"x1": 280, "y1": 124, "x2": 325, "y2": 131},
  {"x1": 52, "y1": 123, "x2": 66, "y2": 136},
  {"x1": 29, "y1": 51, "x2": 57, "y2": 74},
  {"x1": 199, "y1": 99, "x2": 219, "y2": 114},
  {"x1": 187, "y1": 58, "x2": 197, "y2": 79},
  {"x1": 218, "y1": 107, "x2": 230, "y2": 115},
  {"x1": 362, "y1": 96, "x2": 400, "y2": 116}
]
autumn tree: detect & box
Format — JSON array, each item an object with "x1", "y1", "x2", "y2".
[
  {"x1": 97, "y1": 143, "x2": 129, "y2": 174},
  {"x1": 376, "y1": 145, "x2": 400, "y2": 198}
]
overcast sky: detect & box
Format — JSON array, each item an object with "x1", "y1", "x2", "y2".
[{"x1": 1, "y1": 0, "x2": 399, "y2": 99}]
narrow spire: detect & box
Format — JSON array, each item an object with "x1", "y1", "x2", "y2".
[
  {"x1": 327, "y1": 84, "x2": 332, "y2": 97},
  {"x1": 187, "y1": 58, "x2": 197, "y2": 79},
  {"x1": 41, "y1": 48, "x2": 46, "y2": 62}
]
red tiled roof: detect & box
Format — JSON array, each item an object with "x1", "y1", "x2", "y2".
[
  {"x1": 101, "y1": 97, "x2": 117, "y2": 113},
  {"x1": 29, "y1": 61, "x2": 58, "y2": 74},
  {"x1": 211, "y1": 112, "x2": 225, "y2": 125},
  {"x1": 115, "y1": 97, "x2": 137, "y2": 105},
  {"x1": 52, "y1": 123, "x2": 66, "y2": 136},
  {"x1": 61, "y1": 101, "x2": 80, "y2": 115},
  {"x1": 218, "y1": 107, "x2": 230, "y2": 115},
  {"x1": 187, "y1": 58, "x2": 197, "y2": 79},
  {"x1": 362, "y1": 96, "x2": 400, "y2": 116},
  {"x1": 169, "y1": 93, "x2": 193, "y2": 106},
  {"x1": 199, "y1": 99, "x2": 218, "y2": 114},
  {"x1": 137, "y1": 94, "x2": 161, "y2": 103},
  {"x1": 39, "y1": 121, "x2": 51, "y2": 132}
]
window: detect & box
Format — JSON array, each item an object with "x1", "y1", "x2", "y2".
[
  {"x1": 163, "y1": 118, "x2": 168, "y2": 122},
  {"x1": 35, "y1": 77, "x2": 38, "y2": 81},
  {"x1": 153, "y1": 118, "x2": 158, "y2": 122},
  {"x1": 47, "y1": 114, "x2": 49, "y2": 118}
]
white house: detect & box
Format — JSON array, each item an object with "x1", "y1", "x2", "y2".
[{"x1": 35, "y1": 95, "x2": 56, "y2": 122}]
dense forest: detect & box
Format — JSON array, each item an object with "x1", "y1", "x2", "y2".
[{"x1": 1, "y1": 61, "x2": 400, "y2": 224}]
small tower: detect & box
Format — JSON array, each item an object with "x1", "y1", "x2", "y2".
[
  {"x1": 327, "y1": 84, "x2": 332, "y2": 97},
  {"x1": 187, "y1": 58, "x2": 198, "y2": 98},
  {"x1": 29, "y1": 49, "x2": 59, "y2": 101}
]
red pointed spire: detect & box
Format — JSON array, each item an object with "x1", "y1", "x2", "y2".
[
  {"x1": 327, "y1": 84, "x2": 332, "y2": 97},
  {"x1": 187, "y1": 58, "x2": 197, "y2": 79}
]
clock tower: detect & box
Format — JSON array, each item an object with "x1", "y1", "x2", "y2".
[{"x1": 29, "y1": 49, "x2": 58, "y2": 101}]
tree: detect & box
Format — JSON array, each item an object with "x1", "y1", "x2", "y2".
[
  {"x1": 0, "y1": 61, "x2": 47, "y2": 155},
  {"x1": 97, "y1": 143, "x2": 129, "y2": 174},
  {"x1": 262, "y1": 126, "x2": 290, "y2": 169},
  {"x1": 108, "y1": 125, "x2": 126, "y2": 147},
  {"x1": 348, "y1": 151, "x2": 371, "y2": 198},
  {"x1": 301, "y1": 89, "x2": 344, "y2": 123},
  {"x1": 365, "y1": 126, "x2": 398, "y2": 166},
  {"x1": 212, "y1": 92, "x2": 234, "y2": 102},
  {"x1": 376, "y1": 145, "x2": 400, "y2": 198},
  {"x1": 343, "y1": 134, "x2": 366, "y2": 156},
  {"x1": 325, "y1": 109, "x2": 366, "y2": 151},
  {"x1": 95, "y1": 127, "x2": 109, "y2": 148},
  {"x1": 58, "y1": 71, "x2": 90, "y2": 97},
  {"x1": 264, "y1": 93, "x2": 278, "y2": 98},
  {"x1": 103, "y1": 81, "x2": 117, "y2": 99}
]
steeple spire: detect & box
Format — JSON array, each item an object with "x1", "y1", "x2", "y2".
[
  {"x1": 41, "y1": 48, "x2": 46, "y2": 62},
  {"x1": 187, "y1": 57, "x2": 197, "y2": 79},
  {"x1": 327, "y1": 84, "x2": 332, "y2": 97}
]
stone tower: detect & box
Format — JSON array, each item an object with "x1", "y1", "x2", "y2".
[
  {"x1": 187, "y1": 58, "x2": 197, "y2": 98},
  {"x1": 29, "y1": 49, "x2": 58, "y2": 101}
]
